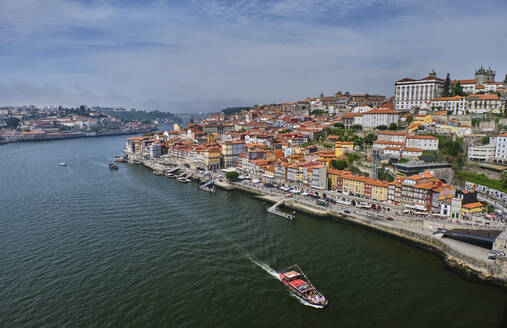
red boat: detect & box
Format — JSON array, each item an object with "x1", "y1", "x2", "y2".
[{"x1": 278, "y1": 264, "x2": 328, "y2": 308}]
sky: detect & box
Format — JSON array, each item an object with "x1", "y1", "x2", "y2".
[{"x1": 1, "y1": 0, "x2": 507, "y2": 112}]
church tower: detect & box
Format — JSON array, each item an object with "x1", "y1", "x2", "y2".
[{"x1": 475, "y1": 66, "x2": 496, "y2": 84}]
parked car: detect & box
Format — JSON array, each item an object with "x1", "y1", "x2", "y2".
[
  {"x1": 386, "y1": 217, "x2": 394, "y2": 221},
  {"x1": 344, "y1": 210, "x2": 351, "y2": 214},
  {"x1": 488, "y1": 250, "x2": 505, "y2": 260}
]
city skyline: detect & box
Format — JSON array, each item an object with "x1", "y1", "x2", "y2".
[{"x1": 1, "y1": 0, "x2": 507, "y2": 112}]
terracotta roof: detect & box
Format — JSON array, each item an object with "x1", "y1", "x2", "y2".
[
  {"x1": 451, "y1": 79, "x2": 477, "y2": 85},
  {"x1": 364, "y1": 109, "x2": 399, "y2": 115},
  {"x1": 468, "y1": 94, "x2": 499, "y2": 100},
  {"x1": 407, "y1": 135, "x2": 438, "y2": 140},
  {"x1": 463, "y1": 202, "x2": 483, "y2": 209}
]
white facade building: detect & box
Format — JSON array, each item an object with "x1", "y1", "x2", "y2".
[
  {"x1": 495, "y1": 133, "x2": 507, "y2": 163},
  {"x1": 405, "y1": 136, "x2": 439, "y2": 151},
  {"x1": 361, "y1": 109, "x2": 399, "y2": 128},
  {"x1": 430, "y1": 96, "x2": 468, "y2": 115},
  {"x1": 395, "y1": 70, "x2": 445, "y2": 111},
  {"x1": 468, "y1": 144, "x2": 496, "y2": 162}
]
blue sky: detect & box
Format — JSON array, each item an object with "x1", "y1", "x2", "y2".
[{"x1": 1, "y1": 0, "x2": 506, "y2": 112}]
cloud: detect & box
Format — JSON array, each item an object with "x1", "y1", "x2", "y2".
[{"x1": 0, "y1": 0, "x2": 506, "y2": 112}]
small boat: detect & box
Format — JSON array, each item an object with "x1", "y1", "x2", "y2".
[
  {"x1": 165, "y1": 173, "x2": 176, "y2": 178},
  {"x1": 59, "y1": 162, "x2": 67, "y2": 166},
  {"x1": 153, "y1": 170, "x2": 163, "y2": 175},
  {"x1": 114, "y1": 155, "x2": 127, "y2": 163},
  {"x1": 109, "y1": 163, "x2": 119, "y2": 170},
  {"x1": 177, "y1": 177, "x2": 191, "y2": 183},
  {"x1": 279, "y1": 265, "x2": 328, "y2": 308}
]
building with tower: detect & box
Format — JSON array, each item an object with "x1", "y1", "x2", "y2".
[{"x1": 475, "y1": 66, "x2": 495, "y2": 84}]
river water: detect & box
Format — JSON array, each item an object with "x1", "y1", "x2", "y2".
[{"x1": 1, "y1": 135, "x2": 506, "y2": 327}]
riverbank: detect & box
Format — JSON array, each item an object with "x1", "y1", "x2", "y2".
[
  {"x1": 217, "y1": 180, "x2": 507, "y2": 287},
  {"x1": 1, "y1": 127, "x2": 157, "y2": 144}
]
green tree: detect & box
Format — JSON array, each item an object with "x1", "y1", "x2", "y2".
[
  {"x1": 364, "y1": 133, "x2": 377, "y2": 145},
  {"x1": 334, "y1": 122, "x2": 345, "y2": 129},
  {"x1": 481, "y1": 136, "x2": 490, "y2": 145},
  {"x1": 226, "y1": 171, "x2": 239, "y2": 181},
  {"x1": 442, "y1": 73, "x2": 451, "y2": 97},
  {"x1": 376, "y1": 125, "x2": 387, "y2": 130},
  {"x1": 418, "y1": 125, "x2": 425, "y2": 130},
  {"x1": 451, "y1": 81, "x2": 465, "y2": 96},
  {"x1": 4, "y1": 117, "x2": 20, "y2": 129},
  {"x1": 346, "y1": 152, "x2": 360, "y2": 165},
  {"x1": 388, "y1": 123, "x2": 397, "y2": 130},
  {"x1": 351, "y1": 124, "x2": 362, "y2": 130},
  {"x1": 331, "y1": 159, "x2": 348, "y2": 170},
  {"x1": 406, "y1": 116, "x2": 413, "y2": 124}
]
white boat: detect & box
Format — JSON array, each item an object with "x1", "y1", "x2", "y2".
[{"x1": 59, "y1": 162, "x2": 67, "y2": 166}]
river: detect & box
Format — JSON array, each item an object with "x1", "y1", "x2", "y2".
[{"x1": 1, "y1": 135, "x2": 506, "y2": 327}]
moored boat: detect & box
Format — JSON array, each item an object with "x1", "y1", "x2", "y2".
[
  {"x1": 114, "y1": 155, "x2": 127, "y2": 163},
  {"x1": 177, "y1": 177, "x2": 191, "y2": 183},
  {"x1": 278, "y1": 264, "x2": 328, "y2": 308},
  {"x1": 109, "y1": 163, "x2": 119, "y2": 170},
  {"x1": 153, "y1": 170, "x2": 163, "y2": 175}
]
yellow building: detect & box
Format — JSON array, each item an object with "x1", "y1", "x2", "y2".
[
  {"x1": 334, "y1": 141, "x2": 354, "y2": 158},
  {"x1": 461, "y1": 202, "x2": 484, "y2": 217},
  {"x1": 342, "y1": 174, "x2": 365, "y2": 196},
  {"x1": 204, "y1": 145, "x2": 221, "y2": 170},
  {"x1": 368, "y1": 179, "x2": 389, "y2": 201}
]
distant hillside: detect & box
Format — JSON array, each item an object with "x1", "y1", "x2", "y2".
[
  {"x1": 221, "y1": 106, "x2": 250, "y2": 116},
  {"x1": 105, "y1": 110, "x2": 180, "y2": 122}
]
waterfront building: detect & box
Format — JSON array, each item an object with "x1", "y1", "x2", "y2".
[
  {"x1": 395, "y1": 70, "x2": 445, "y2": 111},
  {"x1": 311, "y1": 165, "x2": 327, "y2": 190},
  {"x1": 204, "y1": 144, "x2": 221, "y2": 171}
]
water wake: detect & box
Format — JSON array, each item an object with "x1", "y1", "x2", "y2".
[
  {"x1": 248, "y1": 257, "x2": 281, "y2": 281},
  {"x1": 288, "y1": 292, "x2": 324, "y2": 309}
]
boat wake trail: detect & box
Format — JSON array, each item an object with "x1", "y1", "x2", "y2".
[
  {"x1": 288, "y1": 293, "x2": 324, "y2": 309},
  {"x1": 248, "y1": 257, "x2": 281, "y2": 281}
]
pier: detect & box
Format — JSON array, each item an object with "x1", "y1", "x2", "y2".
[{"x1": 267, "y1": 199, "x2": 295, "y2": 220}]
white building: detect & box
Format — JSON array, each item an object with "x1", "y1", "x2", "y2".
[
  {"x1": 361, "y1": 109, "x2": 399, "y2": 128},
  {"x1": 377, "y1": 131, "x2": 409, "y2": 143},
  {"x1": 468, "y1": 94, "x2": 504, "y2": 114},
  {"x1": 468, "y1": 144, "x2": 496, "y2": 162},
  {"x1": 430, "y1": 96, "x2": 468, "y2": 115},
  {"x1": 405, "y1": 135, "x2": 439, "y2": 151},
  {"x1": 395, "y1": 70, "x2": 445, "y2": 111},
  {"x1": 495, "y1": 133, "x2": 507, "y2": 163},
  {"x1": 451, "y1": 79, "x2": 477, "y2": 94}
]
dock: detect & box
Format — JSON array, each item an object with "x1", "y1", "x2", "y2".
[{"x1": 267, "y1": 199, "x2": 295, "y2": 220}]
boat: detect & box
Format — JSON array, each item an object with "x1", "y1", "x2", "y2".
[
  {"x1": 59, "y1": 162, "x2": 67, "y2": 166},
  {"x1": 278, "y1": 265, "x2": 328, "y2": 308},
  {"x1": 109, "y1": 163, "x2": 119, "y2": 170},
  {"x1": 166, "y1": 173, "x2": 176, "y2": 178},
  {"x1": 153, "y1": 170, "x2": 163, "y2": 175},
  {"x1": 114, "y1": 155, "x2": 127, "y2": 163},
  {"x1": 177, "y1": 177, "x2": 191, "y2": 183}
]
